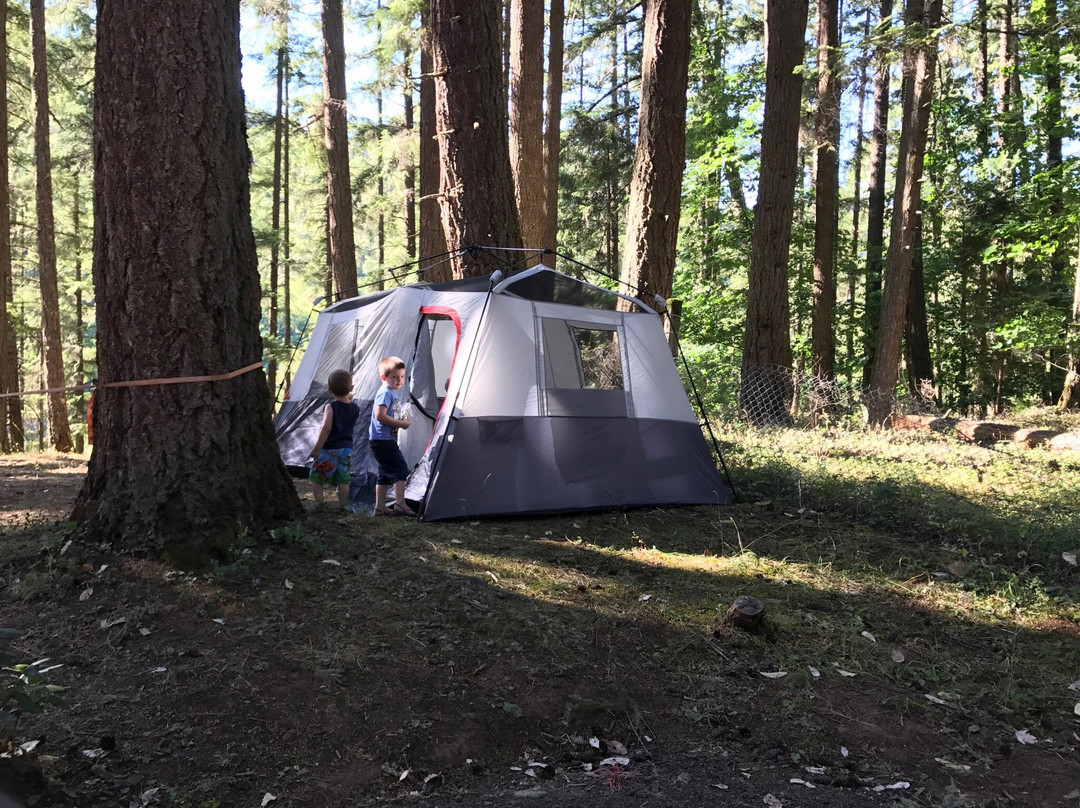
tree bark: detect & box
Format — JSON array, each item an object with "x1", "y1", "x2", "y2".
[
  {"x1": 739, "y1": 0, "x2": 808, "y2": 426},
  {"x1": 322, "y1": 0, "x2": 358, "y2": 298},
  {"x1": 847, "y1": 7, "x2": 870, "y2": 379},
  {"x1": 861, "y1": 0, "x2": 892, "y2": 389},
  {"x1": 268, "y1": 45, "x2": 285, "y2": 399},
  {"x1": 904, "y1": 222, "x2": 934, "y2": 399},
  {"x1": 74, "y1": 0, "x2": 302, "y2": 559},
  {"x1": 541, "y1": 0, "x2": 564, "y2": 265},
  {"x1": 866, "y1": 0, "x2": 942, "y2": 425},
  {"x1": 430, "y1": 0, "x2": 522, "y2": 278},
  {"x1": 509, "y1": 0, "x2": 545, "y2": 254},
  {"x1": 418, "y1": 17, "x2": 449, "y2": 282},
  {"x1": 31, "y1": 0, "x2": 74, "y2": 452},
  {"x1": 404, "y1": 50, "x2": 416, "y2": 261},
  {"x1": 0, "y1": 0, "x2": 22, "y2": 452},
  {"x1": 619, "y1": 0, "x2": 691, "y2": 308},
  {"x1": 811, "y1": 0, "x2": 840, "y2": 385},
  {"x1": 1059, "y1": 232, "x2": 1080, "y2": 409}
]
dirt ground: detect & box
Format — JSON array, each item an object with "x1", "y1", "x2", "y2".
[{"x1": 1, "y1": 455, "x2": 1078, "y2": 808}]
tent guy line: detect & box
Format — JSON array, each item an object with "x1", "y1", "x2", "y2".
[{"x1": 0, "y1": 362, "x2": 264, "y2": 399}]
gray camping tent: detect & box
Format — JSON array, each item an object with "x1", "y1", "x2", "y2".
[{"x1": 274, "y1": 265, "x2": 731, "y2": 520}]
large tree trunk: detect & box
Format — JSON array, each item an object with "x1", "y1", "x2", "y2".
[
  {"x1": 619, "y1": 0, "x2": 691, "y2": 308},
  {"x1": 861, "y1": 0, "x2": 892, "y2": 388},
  {"x1": 1059, "y1": 232, "x2": 1080, "y2": 409},
  {"x1": 904, "y1": 221, "x2": 934, "y2": 398},
  {"x1": 811, "y1": 0, "x2": 840, "y2": 386},
  {"x1": 846, "y1": 6, "x2": 870, "y2": 379},
  {"x1": 418, "y1": 17, "x2": 449, "y2": 282},
  {"x1": 739, "y1": 0, "x2": 808, "y2": 426},
  {"x1": 74, "y1": 0, "x2": 302, "y2": 559},
  {"x1": 509, "y1": 0, "x2": 545, "y2": 254},
  {"x1": 268, "y1": 45, "x2": 285, "y2": 399},
  {"x1": 31, "y1": 0, "x2": 73, "y2": 453},
  {"x1": 403, "y1": 50, "x2": 416, "y2": 261},
  {"x1": 866, "y1": 0, "x2": 942, "y2": 425},
  {"x1": 541, "y1": 0, "x2": 564, "y2": 265},
  {"x1": 430, "y1": 0, "x2": 522, "y2": 278},
  {"x1": 322, "y1": 0, "x2": 357, "y2": 298},
  {"x1": 0, "y1": 0, "x2": 22, "y2": 453}
]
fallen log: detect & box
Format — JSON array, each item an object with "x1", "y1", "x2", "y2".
[{"x1": 890, "y1": 414, "x2": 1079, "y2": 451}]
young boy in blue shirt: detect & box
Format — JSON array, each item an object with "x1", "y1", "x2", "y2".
[
  {"x1": 308, "y1": 369, "x2": 361, "y2": 508},
  {"x1": 369, "y1": 356, "x2": 415, "y2": 516}
]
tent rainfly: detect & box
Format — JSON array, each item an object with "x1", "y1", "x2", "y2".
[{"x1": 274, "y1": 265, "x2": 732, "y2": 520}]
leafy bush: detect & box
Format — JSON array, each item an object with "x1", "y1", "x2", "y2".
[{"x1": 1, "y1": 628, "x2": 64, "y2": 725}]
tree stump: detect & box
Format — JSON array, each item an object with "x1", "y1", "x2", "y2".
[{"x1": 718, "y1": 595, "x2": 766, "y2": 635}]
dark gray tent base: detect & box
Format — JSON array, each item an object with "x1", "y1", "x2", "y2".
[{"x1": 419, "y1": 416, "x2": 732, "y2": 521}]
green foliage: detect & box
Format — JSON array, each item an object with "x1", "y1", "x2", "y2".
[{"x1": 1, "y1": 629, "x2": 64, "y2": 725}]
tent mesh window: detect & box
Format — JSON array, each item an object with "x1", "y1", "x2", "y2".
[
  {"x1": 573, "y1": 327, "x2": 622, "y2": 389},
  {"x1": 542, "y1": 320, "x2": 627, "y2": 417},
  {"x1": 305, "y1": 320, "x2": 363, "y2": 398}
]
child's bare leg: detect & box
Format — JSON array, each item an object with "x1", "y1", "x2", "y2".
[
  {"x1": 312, "y1": 482, "x2": 325, "y2": 503},
  {"x1": 336, "y1": 483, "x2": 349, "y2": 506},
  {"x1": 392, "y1": 481, "x2": 415, "y2": 514},
  {"x1": 374, "y1": 484, "x2": 388, "y2": 513}
]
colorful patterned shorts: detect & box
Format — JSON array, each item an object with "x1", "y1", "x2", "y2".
[{"x1": 309, "y1": 447, "x2": 353, "y2": 486}]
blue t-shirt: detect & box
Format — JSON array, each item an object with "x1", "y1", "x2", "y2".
[
  {"x1": 369, "y1": 384, "x2": 399, "y2": 441},
  {"x1": 325, "y1": 400, "x2": 361, "y2": 450}
]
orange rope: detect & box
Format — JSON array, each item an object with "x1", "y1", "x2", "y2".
[{"x1": 0, "y1": 361, "x2": 264, "y2": 398}]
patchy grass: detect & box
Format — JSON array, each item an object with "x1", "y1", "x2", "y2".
[{"x1": 1, "y1": 434, "x2": 1079, "y2": 807}]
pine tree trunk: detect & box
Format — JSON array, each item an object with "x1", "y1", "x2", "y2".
[
  {"x1": 430, "y1": 0, "x2": 521, "y2": 278},
  {"x1": 1058, "y1": 233, "x2": 1080, "y2": 409},
  {"x1": 403, "y1": 51, "x2": 416, "y2": 260},
  {"x1": 509, "y1": 0, "x2": 545, "y2": 254},
  {"x1": 541, "y1": 0, "x2": 564, "y2": 265},
  {"x1": 620, "y1": 0, "x2": 691, "y2": 307},
  {"x1": 31, "y1": 0, "x2": 74, "y2": 452},
  {"x1": 811, "y1": 0, "x2": 840, "y2": 385},
  {"x1": 419, "y1": 20, "x2": 449, "y2": 282},
  {"x1": 268, "y1": 46, "x2": 285, "y2": 399},
  {"x1": 283, "y1": 54, "x2": 292, "y2": 391},
  {"x1": 73, "y1": 0, "x2": 302, "y2": 560},
  {"x1": 847, "y1": 6, "x2": 870, "y2": 380},
  {"x1": 866, "y1": 0, "x2": 942, "y2": 425},
  {"x1": 0, "y1": 0, "x2": 22, "y2": 452},
  {"x1": 739, "y1": 0, "x2": 808, "y2": 426},
  {"x1": 322, "y1": 0, "x2": 357, "y2": 297},
  {"x1": 904, "y1": 222, "x2": 934, "y2": 399},
  {"x1": 861, "y1": 0, "x2": 892, "y2": 389}
]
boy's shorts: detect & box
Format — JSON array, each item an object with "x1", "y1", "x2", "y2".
[
  {"x1": 309, "y1": 447, "x2": 353, "y2": 486},
  {"x1": 370, "y1": 440, "x2": 409, "y2": 485}
]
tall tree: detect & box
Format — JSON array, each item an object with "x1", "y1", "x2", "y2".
[
  {"x1": 620, "y1": 0, "x2": 691, "y2": 306},
  {"x1": 73, "y1": 0, "x2": 302, "y2": 556},
  {"x1": 862, "y1": 0, "x2": 892, "y2": 387},
  {"x1": 322, "y1": 0, "x2": 358, "y2": 297},
  {"x1": 268, "y1": 44, "x2": 286, "y2": 399},
  {"x1": 31, "y1": 0, "x2": 73, "y2": 452},
  {"x1": 429, "y1": 0, "x2": 521, "y2": 277},
  {"x1": 541, "y1": 0, "x2": 565, "y2": 264},
  {"x1": 739, "y1": 0, "x2": 809, "y2": 425},
  {"x1": 811, "y1": 0, "x2": 840, "y2": 382},
  {"x1": 866, "y1": 0, "x2": 942, "y2": 424},
  {"x1": 509, "y1": 0, "x2": 545, "y2": 252},
  {"x1": 1059, "y1": 233, "x2": 1080, "y2": 409},
  {"x1": 403, "y1": 48, "x2": 416, "y2": 261},
  {"x1": 0, "y1": 0, "x2": 22, "y2": 452},
  {"x1": 847, "y1": 6, "x2": 871, "y2": 376},
  {"x1": 418, "y1": 13, "x2": 449, "y2": 281}
]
